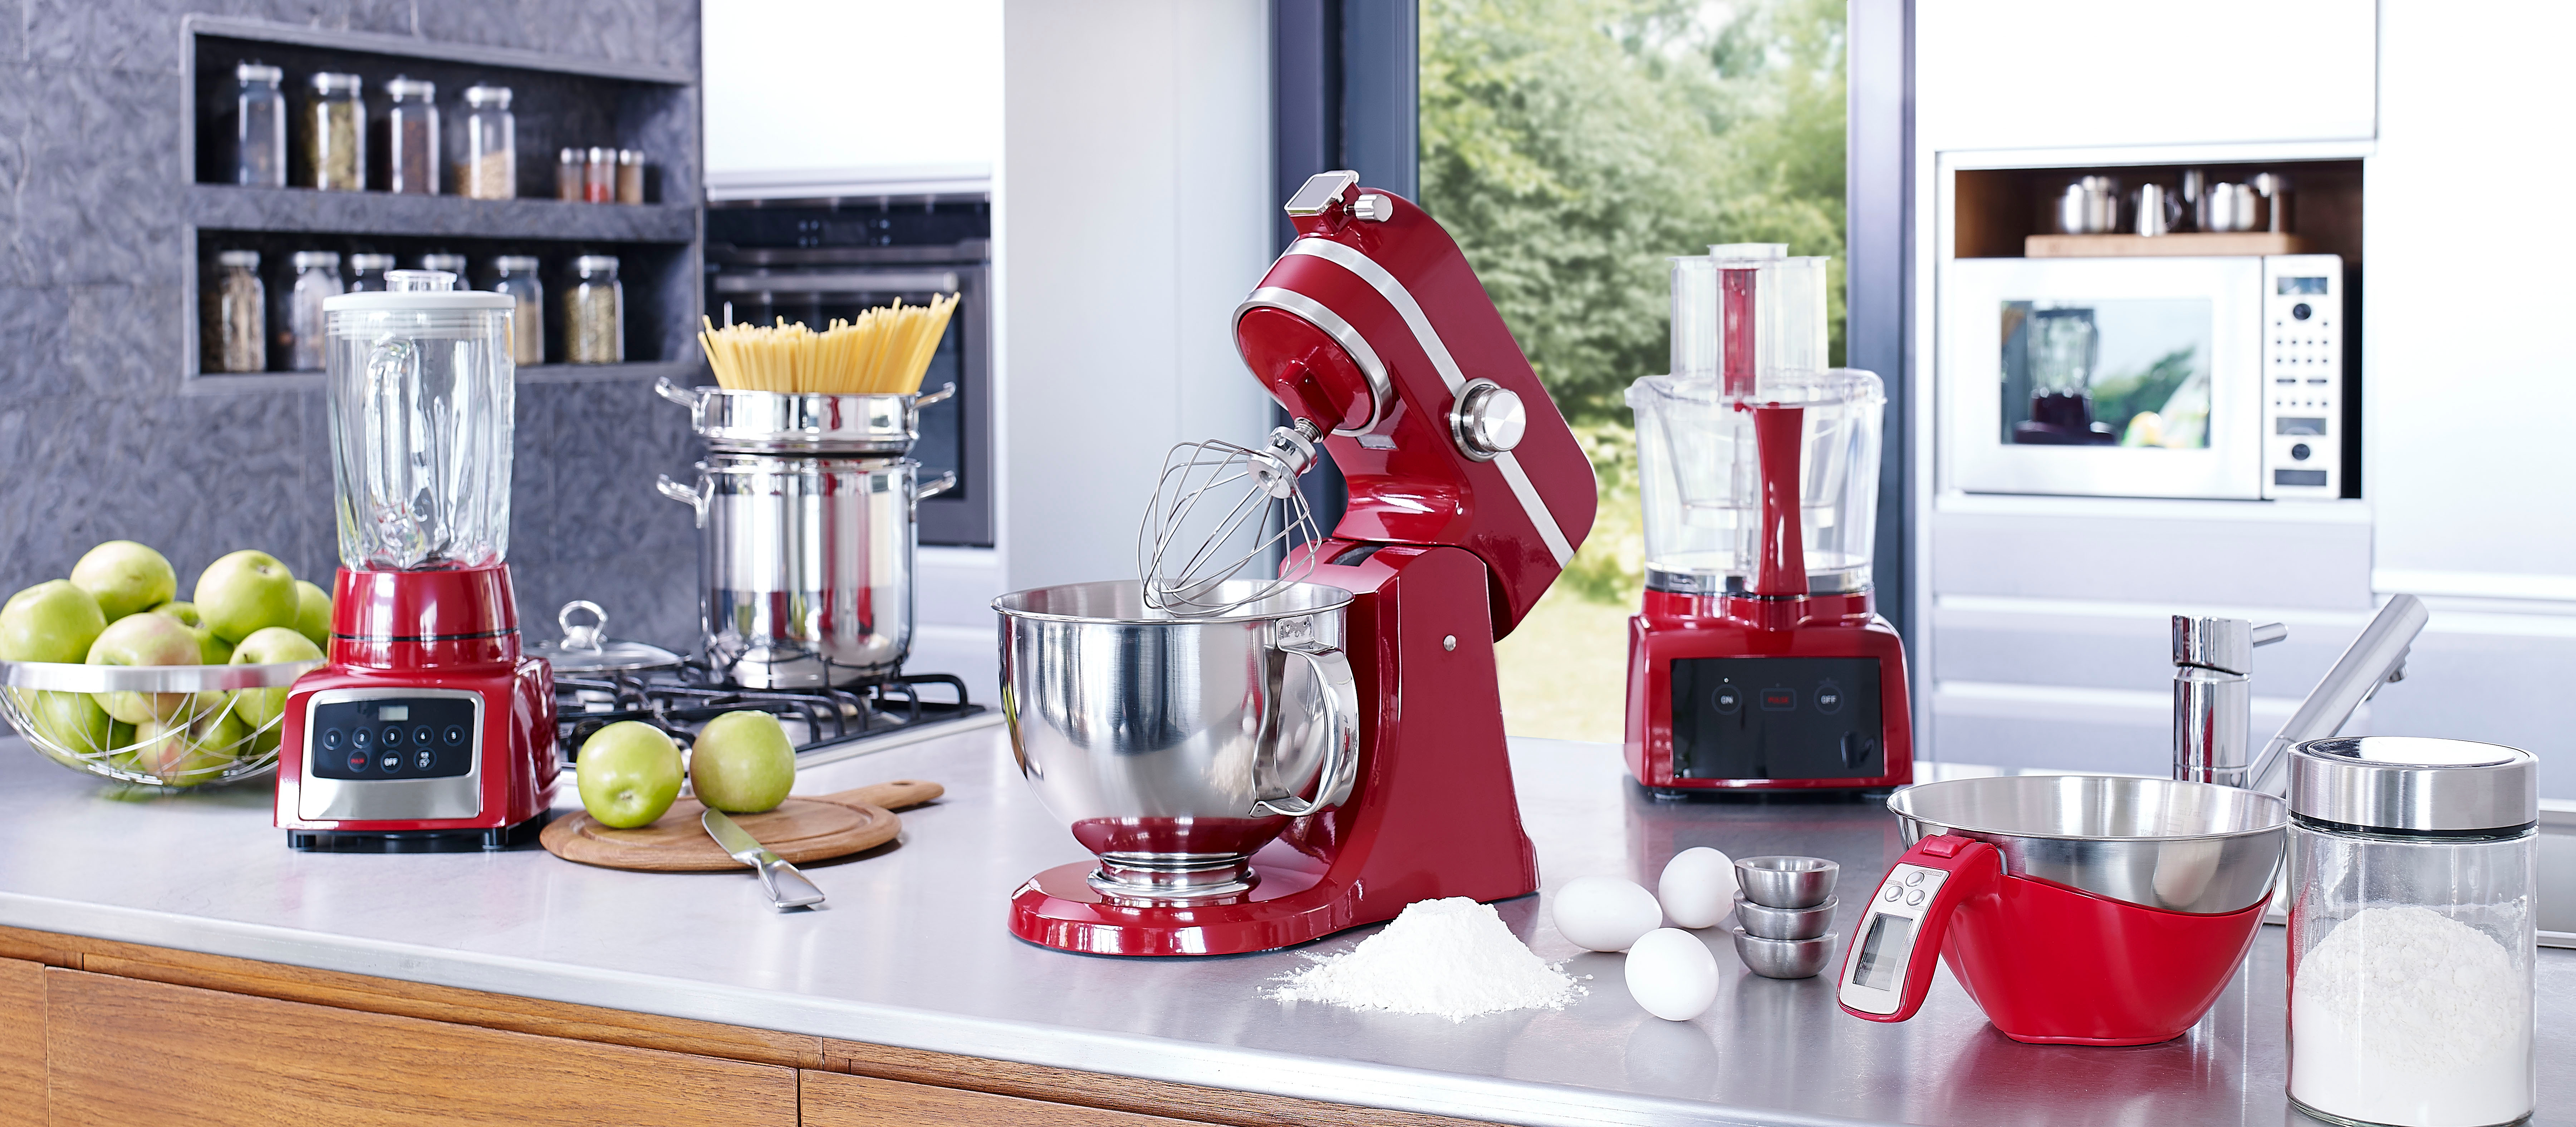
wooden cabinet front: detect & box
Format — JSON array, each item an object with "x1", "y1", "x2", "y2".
[
  {"x1": 0, "y1": 957, "x2": 40, "y2": 1127},
  {"x1": 804, "y1": 1070, "x2": 1216, "y2": 1127}
]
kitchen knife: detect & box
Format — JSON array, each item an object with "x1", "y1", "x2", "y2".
[{"x1": 702, "y1": 809, "x2": 826, "y2": 909}]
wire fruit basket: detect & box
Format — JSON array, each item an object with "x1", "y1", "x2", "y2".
[{"x1": 0, "y1": 660, "x2": 320, "y2": 787}]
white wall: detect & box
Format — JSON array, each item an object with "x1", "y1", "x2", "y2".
[
  {"x1": 994, "y1": 0, "x2": 1275, "y2": 594},
  {"x1": 702, "y1": 0, "x2": 1003, "y2": 194}
]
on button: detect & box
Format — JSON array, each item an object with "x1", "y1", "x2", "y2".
[{"x1": 1711, "y1": 686, "x2": 1742, "y2": 715}]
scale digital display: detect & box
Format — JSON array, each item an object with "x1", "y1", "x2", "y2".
[
  {"x1": 1850, "y1": 914, "x2": 1914, "y2": 991},
  {"x1": 2277, "y1": 276, "x2": 2330, "y2": 295}
]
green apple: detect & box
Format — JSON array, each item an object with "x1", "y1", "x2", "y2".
[
  {"x1": 577, "y1": 721, "x2": 685, "y2": 828},
  {"x1": 151, "y1": 602, "x2": 234, "y2": 664},
  {"x1": 14, "y1": 689, "x2": 114, "y2": 759},
  {"x1": 193, "y1": 550, "x2": 298, "y2": 645},
  {"x1": 688, "y1": 710, "x2": 797, "y2": 813},
  {"x1": 69, "y1": 541, "x2": 177, "y2": 622},
  {"x1": 0, "y1": 580, "x2": 106, "y2": 664},
  {"x1": 132, "y1": 711, "x2": 243, "y2": 785},
  {"x1": 292, "y1": 580, "x2": 333, "y2": 649},
  {"x1": 86, "y1": 611, "x2": 201, "y2": 724},
  {"x1": 227, "y1": 626, "x2": 322, "y2": 728}
]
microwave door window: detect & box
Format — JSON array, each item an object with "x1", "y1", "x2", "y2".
[{"x1": 2000, "y1": 298, "x2": 2213, "y2": 450}]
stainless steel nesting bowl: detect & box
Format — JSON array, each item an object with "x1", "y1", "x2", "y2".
[
  {"x1": 1734, "y1": 894, "x2": 1836, "y2": 940},
  {"x1": 1886, "y1": 774, "x2": 2289, "y2": 915},
  {"x1": 994, "y1": 580, "x2": 1359, "y2": 900},
  {"x1": 1732, "y1": 929, "x2": 1837, "y2": 979},
  {"x1": 1736, "y1": 856, "x2": 1840, "y2": 909}
]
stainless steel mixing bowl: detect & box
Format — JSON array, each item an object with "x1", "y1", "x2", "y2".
[
  {"x1": 994, "y1": 580, "x2": 1359, "y2": 901},
  {"x1": 1886, "y1": 774, "x2": 2288, "y2": 915}
]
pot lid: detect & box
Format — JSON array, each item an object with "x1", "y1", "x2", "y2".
[
  {"x1": 528, "y1": 601, "x2": 683, "y2": 673},
  {"x1": 2289, "y1": 736, "x2": 2537, "y2": 835}
]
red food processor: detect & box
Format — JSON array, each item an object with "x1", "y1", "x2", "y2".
[
  {"x1": 1837, "y1": 774, "x2": 2288, "y2": 1044},
  {"x1": 274, "y1": 269, "x2": 558, "y2": 851},
  {"x1": 1624, "y1": 246, "x2": 1912, "y2": 792}
]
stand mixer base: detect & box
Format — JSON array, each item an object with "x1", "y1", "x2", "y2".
[{"x1": 1010, "y1": 845, "x2": 1361, "y2": 956}]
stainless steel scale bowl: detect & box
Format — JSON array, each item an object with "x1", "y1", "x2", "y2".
[{"x1": 1887, "y1": 774, "x2": 2289, "y2": 915}]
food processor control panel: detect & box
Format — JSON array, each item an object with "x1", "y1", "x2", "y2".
[
  {"x1": 2261, "y1": 254, "x2": 2342, "y2": 500},
  {"x1": 1669, "y1": 656, "x2": 1885, "y2": 781}
]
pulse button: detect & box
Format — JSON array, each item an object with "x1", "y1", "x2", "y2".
[{"x1": 345, "y1": 750, "x2": 367, "y2": 772}]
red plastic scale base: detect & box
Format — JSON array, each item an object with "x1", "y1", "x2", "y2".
[
  {"x1": 1946, "y1": 875, "x2": 2272, "y2": 1046},
  {"x1": 1008, "y1": 543, "x2": 1540, "y2": 956}
]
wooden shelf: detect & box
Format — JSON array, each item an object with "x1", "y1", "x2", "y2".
[
  {"x1": 2025, "y1": 232, "x2": 2313, "y2": 258},
  {"x1": 186, "y1": 185, "x2": 698, "y2": 243}
]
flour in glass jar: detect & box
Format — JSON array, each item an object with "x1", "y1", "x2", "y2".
[{"x1": 2290, "y1": 905, "x2": 2533, "y2": 1127}]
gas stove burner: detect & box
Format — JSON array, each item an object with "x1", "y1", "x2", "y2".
[{"x1": 553, "y1": 660, "x2": 984, "y2": 763}]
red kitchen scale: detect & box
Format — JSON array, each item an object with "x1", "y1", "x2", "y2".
[
  {"x1": 1623, "y1": 246, "x2": 1912, "y2": 793},
  {"x1": 1006, "y1": 171, "x2": 1599, "y2": 954},
  {"x1": 275, "y1": 271, "x2": 558, "y2": 850}
]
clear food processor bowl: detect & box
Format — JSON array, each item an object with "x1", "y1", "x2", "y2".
[
  {"x1": 1628, "y1": 368, "x2": 1885, "y2": 596},
  {"x1": 324, "y1": 270, "x2": 517, "y2": 570}
]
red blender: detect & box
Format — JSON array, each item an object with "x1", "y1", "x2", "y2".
[
  {"x1": 1624, "y1": 246, "x2": 1912, "y2": 793},
  {"x1": 275, "y1": 269, "x2": 558, "y2": 850},
  {"x1": 998, "y1": 171, "x2": 1597, "y2": 955}
]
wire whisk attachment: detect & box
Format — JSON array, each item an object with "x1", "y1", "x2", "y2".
[{"x1": 1140, "y1": 422, "x2": 1327, "y2": 616}]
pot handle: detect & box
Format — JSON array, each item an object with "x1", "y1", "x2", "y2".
[
  {"x1": 653, "y1": 377, "x2": 698, "y2": 408},
  {"x1": 655, "y1": 474, "x2": 706, "y2": 523},
  {"x1": 912, "y1": 471, "x2": 958, "y2": 504},
  {"x1": 914, "y1": 382, "x2": 956, "y2": 408},
  {"x1": 1250, "y1": 634, "x2": 1359, "y2": 818},
  {"x1": 1835, "y1": 835, "x2": 2002, "y2": 1025}
]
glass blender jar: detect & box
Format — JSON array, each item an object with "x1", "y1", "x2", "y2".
[
  {"x1": 275, "y1": 269, "x2": 558, "y2": 850},
  {"x1": 2011, "y1": 305, "x2": 2116, "y2": 445}
]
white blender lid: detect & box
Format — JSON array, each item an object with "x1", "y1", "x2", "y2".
[{"x1": 324, "y1": 269, "x2": 510, "y2": 312}]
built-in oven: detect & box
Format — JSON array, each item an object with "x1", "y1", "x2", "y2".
[
  {"x1": 1942, "y1": 254, "x2": 2344, "y2": 501},
  {"x1": 705, "y1": 201, "x2": 992, "y2": 545}
]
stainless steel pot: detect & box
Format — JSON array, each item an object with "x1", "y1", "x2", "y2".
[
  {"x1": 1887, "y1": 774, "x2": 2288, "y2": 915},
  {"x1": 2054, "y1": 176, "x2": 2121, "y2": 234},
  {"x1": 657, "y1": 454, "x2": 955, "y2": 688},
  {"x1": 2197, "y1": 182, "x2": 2266, "y2": 233},
  {"x1": 655, "y1": 378, "x2": 955, "y2": 455},
  {"x1": 993, "y1": 580, "x2": 1359, "y2": 901}
]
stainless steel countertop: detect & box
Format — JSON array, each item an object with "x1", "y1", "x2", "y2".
[{"x1": 0, "y1": 728, "x2": 2563, "y2": 1127}]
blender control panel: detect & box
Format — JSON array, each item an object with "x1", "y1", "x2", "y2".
[
  {"x1": 2261, "y1": 254, "x2": 2342, "y2": 500},
  {"x1": 1840, "y1": 861, "x2": 1949, "y2": 1015},
  {"x1": 308, "y1": 698, "x2": 478, "y2": 780},
  {"x1": 1669, "y1": 656, "x2": 1884, "y2": 781}
]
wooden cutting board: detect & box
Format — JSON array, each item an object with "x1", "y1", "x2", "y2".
[{"x1": 540, "y1": 779, "x2": 943, "y2": 872}]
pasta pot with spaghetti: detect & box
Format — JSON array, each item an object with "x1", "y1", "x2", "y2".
[{"x1": 653, "y1": 302, "x2": 962, "y2": 688}]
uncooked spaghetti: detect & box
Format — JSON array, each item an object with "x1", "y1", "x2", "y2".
[{"x1": 697, "y1": 294, "x2": 959, "y2": 394}]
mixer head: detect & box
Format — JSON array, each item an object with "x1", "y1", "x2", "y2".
[{"x1": 1230, "y1": 171, "x2": 1596, "y2": 635}]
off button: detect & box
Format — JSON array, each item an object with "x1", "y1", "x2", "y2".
[{"x1": 1816, "y1": 681, "x2": 1845, "y2": 714}]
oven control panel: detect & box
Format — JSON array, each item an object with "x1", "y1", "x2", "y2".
[{"x1": 2262, "y1": 255, "x2": 2342, "y2": 499}]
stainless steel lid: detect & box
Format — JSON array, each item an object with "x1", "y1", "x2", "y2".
[
  {"x1": 2289, "y1": 736, "x2": 2538, "y2": 833},
  {"x1": 526, "y1": 601, "x2": 683, "y2": 674}
]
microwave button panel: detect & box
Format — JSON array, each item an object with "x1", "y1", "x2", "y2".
[{"x1": 2261, "y1": 256, "x2": 2343, "y2": 500}]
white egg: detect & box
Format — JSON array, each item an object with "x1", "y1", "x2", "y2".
[
  {"x1": 1625, "y1": 927, "x2": 1721, "y2": 1021},
  {"x1": 1657, "y1": 847, "x2": 1739, "y2": 930},
  {"x1": 1550, "y1": 875, "x2": 1663, "y2": 952}
]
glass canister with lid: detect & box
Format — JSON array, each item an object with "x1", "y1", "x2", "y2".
[
  {"x1": 565, "y1": 255, "x2": 622, "y2": 363},
  {"x1": 460, "y1": 84, "x2": 515, "y2": 200},
  {"x1": 283, "y1": 250, "x2": 344, "y2": 371},
  {"x1": 490, "y1": 255, "x2": 544, "y2": 366},
  {"x1": 205, "y1": 250, "x2": 265, "y2": 373},
  {"x1": 303, "y1": 72, "x2": 364, "y2": 191},
  {"x1": 232, "y1": 62, "x2": 286, "y2": 187},
  {"x1": 385, "y1": 76, "x2": 440, "y2": 195},
  {"x1": 2285, "y1": 735, "x2": 2538, "y2": 1127}
]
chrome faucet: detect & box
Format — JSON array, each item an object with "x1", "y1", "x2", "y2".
[
  {"x1": 2172, "y1": 616, "x2": 2287, "y2": 788},
  {"x1": 2245, "y1": 594, "x2": 2428, "y2": 794}
]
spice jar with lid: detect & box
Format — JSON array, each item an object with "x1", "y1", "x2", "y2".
[
  {"x1": 556, "y1": 147, "x2": 584, "y2": 201},
  {"x1": 345, "y1": 253, "x2": 395, "y2": 293},
  {"x1": 283, "y1": 251, "x2": 344, "y2": 370},
  {"x1": 205, "y1": 250, "x2": 265, "y2": 373},
  {"x1": 460, "y1": 84, "x2": 515, "y2": 200},
  {"x1": 2286, "y1": 735, "x2": 2537, "y2": 1127},
  {"x1": 615, "y1": 149, "x2": 644, "y2": 203},
  {"x1": 491, "y1": 255, "x2": 544, "y2": 366},
  {"x1": 385, "y1": 77, "x2": 439, "y2": 194},
  {"x1": 233, "y1": 63, "x2": 286, "y2": 187},
  {"x1": 565, "y1": 255, "x2": 622, "y2": 364},
  {"x1": 583, "y1": 147, "x2": 616, "y2": 203},
  {"x1": 303, "y1": 73, "x2": 364, "y2": 191}
]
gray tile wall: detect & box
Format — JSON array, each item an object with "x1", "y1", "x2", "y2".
[{"x1": 0, "y1": 0, "x2": 708, "y2": 651}]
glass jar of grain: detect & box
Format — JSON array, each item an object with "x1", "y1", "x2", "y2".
[
  {"x1": 206, "y1": 250, "x2": 265, "y2": 373},
  {"x1": 461, "y1": 85, "x2": 515, "y2": 200},
  {"x1": 565, "y1": 256, "x2": 622, "y2": 364},
  {"x1": 386, "y1": 77, "x2": 439, "y2": 195},
  {"x1": 303, "y1": 72, "x2": 364, "y2": 191},
  {"x1": 233, "y1": 63, "x2": 286, "y2": 187},
  {"x1": 491, "y1": 255, "x2": 544, "y2": 366}
]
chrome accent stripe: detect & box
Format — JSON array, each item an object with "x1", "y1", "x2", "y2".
[
  {"x1": 1232, "y1": 287, "x2": 1390, "y2": 437},
  {"x1": 1281, "y1": 239, "x2": 1576, "y2": 566}
]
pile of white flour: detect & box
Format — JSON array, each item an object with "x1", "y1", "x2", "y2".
[
  {"x1": 2290, "y1": 905, "x2": 2533, "y2": 1126},
  {"x1": 1270, "y1": 897, "x2": 1582, "y2": 1022}
]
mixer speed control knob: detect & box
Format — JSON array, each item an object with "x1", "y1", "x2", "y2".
[{"x1": 1449, "y1": 379, "x2": 1526, "y2": 462}]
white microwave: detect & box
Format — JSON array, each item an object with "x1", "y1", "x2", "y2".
[{"x1": 1941, "y1": 254, "x2": 2343, "y2": 501}]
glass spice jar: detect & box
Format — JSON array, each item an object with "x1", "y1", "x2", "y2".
[
  {"x1": 460, "y1": 84, "x2": 515, "y2": 200},
  {"x1": 345, "y1": 253, "x2": 395, "y2": 293},
  {"x1": 565, "y1": 255, "x2": 622, "y2": 364},
  {"x1": 491, "y1": 255, "x2": 544, "y2": 366},
  {"x1": 233, "y1": 62, "x2": 286, "y2": 188},
  {"x1": 206, "y1": 250, "x2": 265, "y2": 373},
  {"x1": 556, "y1": 147, "x2": 584, "y2": 201},
  {"x1": 583, "y1": 146, "x2": 615, "y2": 203},
  {"x1": 283, "y1": 251, "x2": 343, "y2": 371},
  {"x1": 2286, "y1": 736, "x2": 2538, "y2": 1127},
  {"x1": 304, "y1": 72, "x2": 364, "y2": 191},
  {"x1": 615, "y1": 149, "x2": 644, "y2": 203},
  {"x1": 385, "y1": 77, "x2": 439, "y2": 194}
]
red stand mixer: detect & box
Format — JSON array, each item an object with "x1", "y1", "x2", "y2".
[
  {"x1": 997, "y1": 171, "x2": 1596, "y2": 955},
  {"x1": 1623, "y1": 246, "x2": 1912, "y2": 793},
  {"x1": 275, "y1": 270, "x2": 558, "y2": 850}
]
